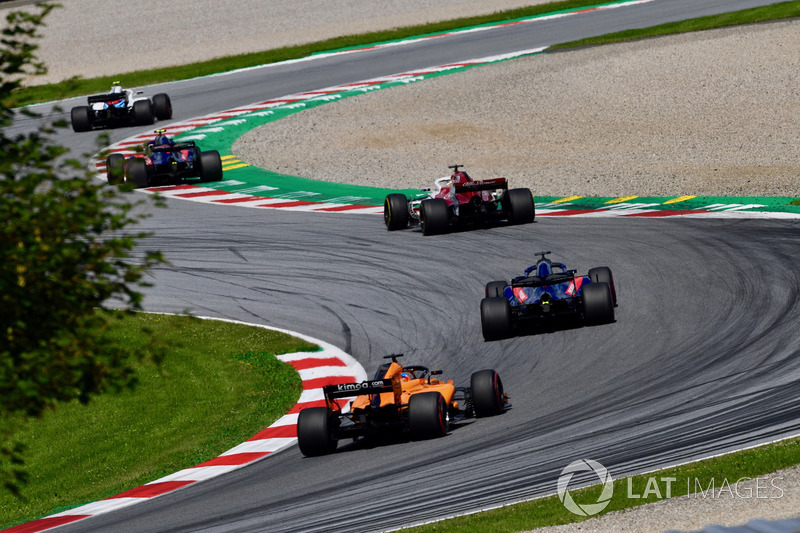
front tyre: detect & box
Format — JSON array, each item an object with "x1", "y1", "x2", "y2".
[
  {"x1": 470, "y1": 369, "x2": 505, "y2": 417},
  {"x1": 480, "y1": 296, "x2": 513, "y2": 341},
  {"x1": 409, "y1": 392, "x2": 448, "y2": 440},
  {"x1": 297, "y1": 407, "x2": 339, "y2": 457},
  {"x1": 384, "y1": 194, "x2": 409, "y2": 231},
  {"x1": 485, "y1": 280, "x2": 508, "y2": 298}
]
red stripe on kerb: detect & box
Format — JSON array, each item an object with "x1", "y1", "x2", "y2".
[
  {"x1": 288, "y1": 398, "x2": 349, "y2": 414},
  {"x1": 623, "y1": 210, "x2": 705, "y2": 217},
  {"x1": 248, "y1": 425, "x2": 297, "y2": 440},
  {"x1": 192, "y1": 452, "x2": 269, "y2": 467},
  {"x1": 256, "y1": 98, "x2": 302, "y2": 106},
  {"x1": 213, "y1": 196, "x2": 266, "y2": 204},
  {"x1": 302, "y1": 375, "x2": 358, "y2": 390},
  {"x1": 149, "y1": 185, "x2": 199, "y2": 192},
  {"x1": 2, "y1": 515, "x2": 90, "y2": 533},
  {"x1": 176, "y1": 190, "x2": 232, "y2": 198},
  {"x1": 287, "y1": 357, "x2": 347, "y2": 370},
  {"x1": 315, "y1": 204, "x2": 380, "y2": 212},
  {"x1": 288, "y1": 400, "x2": 327, "y2": 413},
  {"x1": 108, "y1": 480, "x2": 194, "y2": 499},
  {"x1": 257, "y1": 200, "x2": 319, "y2": 208},
  {"x1": 538, "y1": 209, "x2": 606, "y2": 216}
]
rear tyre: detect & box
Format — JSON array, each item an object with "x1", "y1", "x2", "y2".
[
  {"x1": 297, "y1": 407, "x2": 339, "y2": 457},
  {"x1": 133, "y1": 99, "x2": 154, "y2": 125},
  {"x1": 420, "y1": 198, "x2": 449, "y2": 236},
  {"x1": 384, "y1": 194, "x2": 409, "y2": 231},
  {"x1": 199, "y1": 150, "x2": 223, "y2": 182},
  {"x1": 588, "y1": 266, "x2": 617, "y2": 307},
  {"x1": 480, "y1": 296, "x2": 513, "y2": 341},
  {"x1": 471, "y1": 369, "x2": 505, "y2": 417},
  {"x1": 152, "y1": 93, "x2": 173, "y2": 120},
  {"x1": 582, "y1": 282, "x2": 614, "y2": 325},
  {"x1": 126, "y1": 158, "x2": 150, "y2": 188},
  {"x1": 105, "y1": 154, "x2": 126, "y2": 184},
  {"x1": 485, "y1": 280, "x2": 508, "y2": 298},
  {"x1": 505, "y1": 188, "x2": 535, "y2": 224},
  {"x1": 408, "y1": 392, "x2": 448, "y2": 440},
  {"x1": 70, "y1": 106, "x2": 92, "y2": 132}
]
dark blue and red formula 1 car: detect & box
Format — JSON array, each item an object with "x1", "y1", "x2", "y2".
[
  {"x1": 105, "y1": 130, "x2": 222, "y2": 188},
  {"x1": 383, "y1": 164, "x2": 535, "y2": 236},
  {"x1": 480, "y1": 251, "x2": 617, "y2": 341}
]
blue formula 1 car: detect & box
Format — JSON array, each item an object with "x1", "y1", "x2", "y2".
[
  {"x1": 105, "y1": 130, "x2": 222, "y2": 188},
  {"x1": 479, "y1": 251, "x2": 617, "y2": 341}
]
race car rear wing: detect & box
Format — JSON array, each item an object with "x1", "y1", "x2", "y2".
[
  {"x1": 454, "y1": 178, "x2": 508, "y2": 194},
  {"x1": 149, "y1": 142, "x2": 197, "y2": 152},
  {"x1": 88, "y1": 93, "x2": 127, "y2": 104},
  {"x1": 324, "y1": 379, "x2": 394, "y2": 399},
  {"x1": 512, "y1": 272, "x2": 577, "y2": 288},
  {"x1": 323, "y1": 378, "x2": 401, "y2": 409}
]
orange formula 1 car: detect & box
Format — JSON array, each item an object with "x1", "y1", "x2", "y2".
[{"x1": 297, "y1": 354, "x2": 508, "y2": 456}]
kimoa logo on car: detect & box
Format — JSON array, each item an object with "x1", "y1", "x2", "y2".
[
  {"x1": 557, "y1": 459, "x2": 614, "y2": 516},
  {"x1": 336, "y1": 380, "x2": 383, "y2": 391}
]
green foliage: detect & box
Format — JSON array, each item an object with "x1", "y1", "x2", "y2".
[
  {"x1": 1, "y1": 3, "x2": 164, "y2": 498},
  {"x1": 1, "y1": 314, "x2": 310, "y2": 529}
]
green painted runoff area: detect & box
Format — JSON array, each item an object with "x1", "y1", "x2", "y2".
[{"x1": 174, "y1": 56, "x2": 800, "y2": 216}]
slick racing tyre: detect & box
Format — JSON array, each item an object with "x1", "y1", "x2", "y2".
[
  {"x1": 126, "y1": 158, "x2": 150, "y2": 188},
  {"x1": 105, "y1": 154, "x2": 126, "y2": 184},
  {"x1": 485, "y1": 280, "x2": 508, "y2": 298},
  {"x1": 470, "y1": 369, "x2": 505, "y2": 417},
  {"x1": 504, "y1": 188, "x2": 535, "y2": 225},
  {"x1": 480, "y1": 296, "x2": 513, "y2": 341},
  {"x1": 582, "y1": 282, "x2": 615, "y2": 325},
  {"x1": 384, "y1": 193, "x2": 409, "y2": 231},
  {"x1": 152, "y1": 93, "x2": 173, "y2": 120},
  {"x1": 133, "y1": 99, "x2": 154, "y2": 125},
  {"x1": 420, "y1": 198, "x2": 449, "y2": 236},
  {"x1": 199, "y1": 150, "x2": 223, "y2": 182},
  {"x1": 409, "y1": 392, "x2": 448, "y2": 440},
  {"x1": 588, "y1": 266, "x2": 617, "y2": 307},
  {"x1": 70, "y1": 106, "x2": 92, "y2": 132},
  {"x1": 297, "y1": 407, "x2": 339, "y2": 457}
]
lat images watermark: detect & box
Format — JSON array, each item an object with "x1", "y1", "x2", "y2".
[
  {"x1": 558, "y1": 460, "x2": 786, "y2": 516},
  {"x1": 557, "y1": 459, "x2": 614, "y2": 516}
]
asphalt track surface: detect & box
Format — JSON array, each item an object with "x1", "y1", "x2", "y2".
[{"x1": 12, "y1": 1, "x2": 800, "y2": 531}]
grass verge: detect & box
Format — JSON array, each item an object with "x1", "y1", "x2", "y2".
[
  {"x1": 551, "y1": 0, "x2": 800, "y2": 49},
  {"x1": 7, "y1": 0, "x2": 627, "y2": 107},
  {"x1": 402, "y1": 437, "x2": 800, "y2": 532},
  {"x1": 0, "y1": 313, "x2": 313, "y2": 530},
  {"x1": 12, "y1": 1, "x2": 800, "y2": 107}
]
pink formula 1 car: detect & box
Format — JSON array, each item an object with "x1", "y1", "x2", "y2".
[{"x1": 383, "y1": 164, "x2": 535, "y2": 236}]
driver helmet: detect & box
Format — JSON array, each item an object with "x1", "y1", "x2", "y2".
[
  {"x1": 400, "y1": 371, "x2": 414, "y2": 382},
  {"x1": 152, "y1": 129, "x2": 172, "y2": 146},
  {"x1": 110, "y1": 82, "x2": 123, "y2": 94}
]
